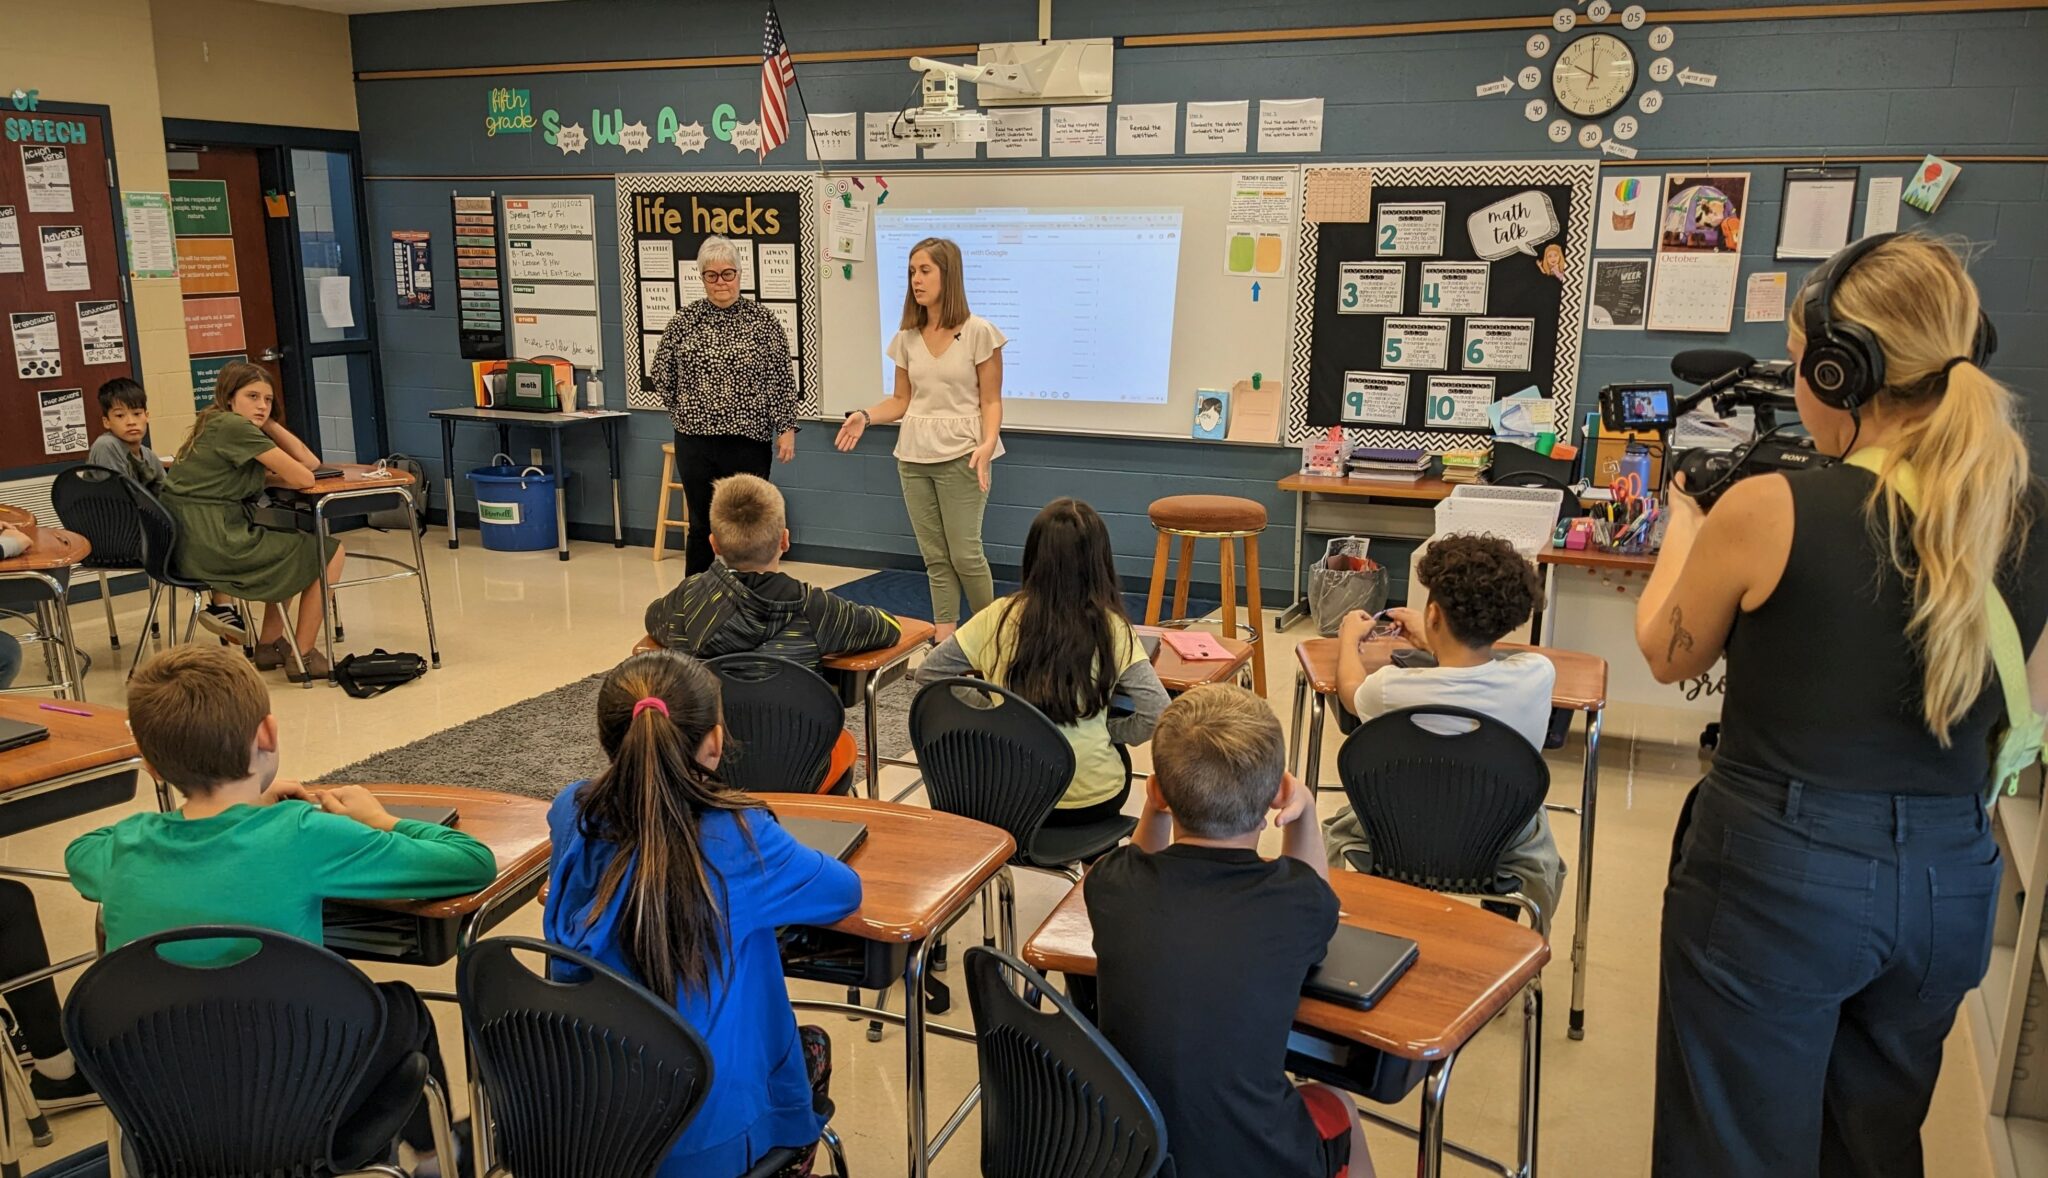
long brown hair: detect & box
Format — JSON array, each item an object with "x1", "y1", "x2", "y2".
[
  {"x1": 998, "y1": 498, "x2": 1128, "y2": 725},
  {"x1": 176, "y1": 360, "x2": 276, "y2": 462},
  {"x1": 1788, "y1": 233, "x2": 2033, "y2": 743},
  {"x1": 898, "y1": 237, "x2": 971, "y2": 331},
  {"x1": 576, "y1": 651, "x2": 764, "y2": 1002}
]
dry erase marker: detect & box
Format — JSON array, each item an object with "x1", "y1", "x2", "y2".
[{"x1": 39, "y1": 703, "x2": 91, "y2": 717}]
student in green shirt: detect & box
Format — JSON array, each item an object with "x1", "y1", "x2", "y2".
[{"x1": 67, "y1": 645, "x2": 495, "y2": 1172}]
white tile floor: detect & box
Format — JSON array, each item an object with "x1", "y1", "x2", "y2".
[{"x1": 0, "y1": 529, "x2": 1997, "y2": 1176}]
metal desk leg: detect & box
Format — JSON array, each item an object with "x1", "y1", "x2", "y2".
[
  {"x1": 862, "y1": 671, "x2": 881, "y2": 800},
  {"x1": 1289, "y1": 668, "x2": 1307, "y2": 776},
  {"x1": 1520, "y1": 979, "x2": 1543, "y2": 1178},
  {"x1": 403, "y1": 486, "x2": 442, "y2": 668},
  {"x1": 549, "y1": 430, "x2": 570, "y2": 561},
  {"x1": 314, "y1": 499, "x2": 339, "y2": 688},
  {"x1": 1569, "y1": 707, "x2": 1602, "y2": 1041},
  {"x1": 1306, "y1": 690, "x2": 1328, "y2": 793},
  {"x1": 1278, "y1": 488, "x2": 1311, "y2": 630},
  {"x1": 441, "y1": 419, "x2": 460, "y2": 550},
  {"x1": 605, "y1": 421, "x2": 625, "y2": 548},
  {"x1": 904, "y1": 936, "x2": 936, "y2": 1178},
  {"x1": 1417, "y1": 1050, "x2": 1459, "y2": 1178}
]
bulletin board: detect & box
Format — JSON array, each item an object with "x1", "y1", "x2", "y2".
[
  {"x1": 0, "y1": 102, "x2": 138, "y2": 474},
  {"x1": 615, "y1": 173, "x2": 819, "y2": 414},
  {"x1": 1290, "y1": 160, "x2": 1597, "y2": 448}
]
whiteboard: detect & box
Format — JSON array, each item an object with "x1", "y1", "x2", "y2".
[
  {"x1": 504, "y1": 193, "x2": 602, "y2": 370},
  {"x1": 502, "y1": 196, "x2": 594, "y2": 236},
  {"x1": 511, "y1": 310, "x2": 602, "y2": 367},
  {"x1": 820, "y1": 167, "x2": 1297, "y2": 442}
]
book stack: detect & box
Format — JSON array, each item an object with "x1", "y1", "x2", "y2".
[
  {"x1": 1440, "y1": 449, "x2": 1490, "y2": 484},
  {"x1": 1345, "y1": 447, "x2": 1431, "y2": 484}
]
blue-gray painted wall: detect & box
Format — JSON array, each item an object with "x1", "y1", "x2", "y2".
[{"x1": 351, "y1": 0, "x2": 2048, "y2": 597}]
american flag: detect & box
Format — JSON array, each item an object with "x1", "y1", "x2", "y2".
[{"x1": 758, "y1": 7, "x2": 796, "y2": 160}]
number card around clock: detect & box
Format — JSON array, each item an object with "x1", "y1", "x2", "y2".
[{"x1": 1290, "y1": 160, "x2": 1597, "y2": 450}]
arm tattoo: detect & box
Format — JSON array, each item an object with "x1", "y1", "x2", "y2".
[{"x1": 1667, "y1": 605, "x2": 1696, "y2": 664}]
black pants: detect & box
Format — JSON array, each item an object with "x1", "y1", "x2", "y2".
[
  {"x1": 0, "y1": 881, "x2": 63, "y2": 1059},
  {"x1": 342, "y1": 981, "x2": 452, "y2": 1151},
  {"x1": 674, "y1": 432, "x2": 772, "y2": 576},
  {"x1": 1654, "y1": 763, "x2": 2000, "y2": 1177}
]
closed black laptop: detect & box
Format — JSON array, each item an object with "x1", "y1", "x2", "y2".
[
  {"x1": 0, "y1": 718, "x2": 50, "y2": 754},
  {"x1": 1301, "y1": 924, "x2": 1420, "y2": 1011},
  {"x1": 781, "y1": 817, "x2": 869, "y2": 862}
]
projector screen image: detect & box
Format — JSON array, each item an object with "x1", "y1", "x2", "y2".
[{"x1": 874, "y1": 207, "x2": 1183, "y2": 404}]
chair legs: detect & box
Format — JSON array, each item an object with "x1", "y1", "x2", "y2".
[
  {"x1": 820, "y1": 1125, "x2": 848, "y2": 1176},
  {"x1": 96, "y1": 571, "x2": 118, "y2": 651}
]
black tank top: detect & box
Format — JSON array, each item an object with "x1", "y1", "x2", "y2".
[{"x1": 1717, "y1": 463, "x2": 2048, "y2": 795}]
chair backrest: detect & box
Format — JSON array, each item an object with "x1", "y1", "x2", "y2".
[
  {"x1": 458, "y1": 936, "x2": 712, "y2": 1178},
  {"x1": 708, "y1": 653, "x2": 846, "y2": 793},
  {"x1": 63, "y1": 926, "x2": 387, "y2": 1178},
  {"x1": 1336, "y1": 705, "x2": 1551, "y2": 895},
  {"x1": 910, "y1": 677, "x2": 1076, "y2": 859},
  {"x1": 50, "y1": 465, "x2": 148, "y2": 570},
  {"x1": 118, "y1": 481, "x2": 203, "y2": 588},
  {"x1": 965, "y1": 947, "x2": 1169, "y2": 1178}
]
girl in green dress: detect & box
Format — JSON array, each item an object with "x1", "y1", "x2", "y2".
[{"x1": 164, "y1": 362, "x2": 345, "y2": 681}]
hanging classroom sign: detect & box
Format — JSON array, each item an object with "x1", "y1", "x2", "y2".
[
  {"x1": 452, "y1": 194, "x2": 505, "y2": 360},
  {"x1": 615, "y1": 172, "x2": 819, "y2": 413},
  {"x1": 391, "y1": 230, "x2": 433, "y2": 309},
  {"x1": 168, "y1": 179, "x2": 230, "y2": 236}
]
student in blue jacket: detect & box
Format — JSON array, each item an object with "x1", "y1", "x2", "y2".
[{"x1": 544, "y1": 649, "x2": 860, "y2": 1176}]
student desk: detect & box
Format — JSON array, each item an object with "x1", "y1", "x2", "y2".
[
  {"x1": 0, "y1": 507, "x2": 30, "y2": 530},
  {"x1": 1022, "y1": 869, "x2": 1549, "y2": 1178},
  {"x1": 1292, "y1": 636, "x2": 1609, "y2": 1044},
  {"x1": 821, "y1": 618, "x2": 935, "y2": 800},
  {"x1": 1274, "y1": 472, "x2": 1456, "y2": 632},
  {"x1": 766, "y1": 793, "x2": 1013, "y2": 1178},
  {"x1": 267, "y1": 465, "x2": 440, "y2": 685},
  {"x1": 0, "y1": 528, "x2": 90, "y2": 701},
  {"x1": 428, "y1": 406, "x2": 629, "y2": 561},
  {"x1": 1133, "y1": 624, "x2": 1257, "y2": 694}
]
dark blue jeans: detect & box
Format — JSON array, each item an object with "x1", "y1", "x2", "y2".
[{"x1": 1654, "y1": 762, "x2": 2001, "y2": 1177}]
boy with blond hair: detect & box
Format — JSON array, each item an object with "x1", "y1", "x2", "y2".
[
  {"x1": 67, "y1": 645, "x2": 495, "y2": 1169},
  {"x1": 1085, "y1": 685, "x2": 1375, "y2": 1178}
]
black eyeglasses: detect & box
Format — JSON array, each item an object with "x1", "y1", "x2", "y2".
[{"x1": 701, "y1": 268, "x2": 739, "y2": 283}]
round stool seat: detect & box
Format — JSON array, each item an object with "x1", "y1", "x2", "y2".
[{"x1": 1148, "y1": 494, "x2": 1267, "y2": 535}]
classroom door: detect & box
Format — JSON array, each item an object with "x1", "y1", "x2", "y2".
[{"x1": 168, "y1": 146, "x2": 298, "y2": 428}]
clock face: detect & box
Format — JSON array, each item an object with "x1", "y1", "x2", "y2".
[{"x1": 1552, "y1": 32, "x2": 1637, "y2": 119}]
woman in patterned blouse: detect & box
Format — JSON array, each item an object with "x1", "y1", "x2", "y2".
[{"x1": 651, "y1": 235, "x2": 799, "y2": 574}]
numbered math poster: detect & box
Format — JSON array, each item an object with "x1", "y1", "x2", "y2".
[
  {"x1": 615, "y1": 173, "x2": 819, "y2": 413},
  {"x1": 1290, "y1": 160, "x2": 1597, "y2": 448}
]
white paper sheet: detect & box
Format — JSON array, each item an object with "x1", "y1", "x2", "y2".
[
  {"x1": 1185, "y1": 101, "x2": 1250, "y2": 155},
  {"x1": 1256, "y1": 98, "x2": 1325, "y2": 153},
  {"x1": 318, "y1": 276, "x2": 355, "y2": 328},
  {"x1": 863, "y1": 112, "x2": 918, "y2": 160},
  {"x1": 1115, "y1": 103, "x2": 1176, "y2": 155},
  {"x1": 75, "y1": 300, "x2": 126, "y2": 365},
  {"x1": 1744, "y1": 271, "x2": 1788, "y2": 323},
  {"x1": 1863, "y1": 176, "x2": 1903, "y2": 237},
  {"x1": 38, "y1": 225, "x2": 88, "y2": 291},
  {"x1": 38, "y1": 388, "x2": 87, "y2": 455},
  {"x1": 0, "y1": 206, "x2": 20, "y2": 273},
  {"x1": 1049, "y1": 106, "x2": 1108, "y2": 157},
  {"x1": 987, "y1": 108, "x2": 1043, "y2": 159},
  {"x1": 757, "y1": 243, "x2": 797, "y2": 300},
  {"x1": 829, "y1": 201, "x2": 869, "y2": 262},
  {"x1": 22, "y1": 146, "x2": 71, "y2": 214},
  {"x1": 802, "y1": 112, "x2": 859, "y2": 161},
  {"x1": 10, "y1": 312, "x2": 60, "y2": 379},
  {"x1": 1777, "y1": 175, "x2": 1856, "y2": 259}
]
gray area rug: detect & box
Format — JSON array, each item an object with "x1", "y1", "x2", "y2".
[{"x1": 316, "y1": 674, "x2": 915, "y2": 799}]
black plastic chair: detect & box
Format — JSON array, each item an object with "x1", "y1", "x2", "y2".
[
  {"x1": 709, "y1": 653, "x2": 848, "y2": 793},
  {"x1": 912, "y1": 677, "x2": 1137, "y2": 954},
  {"x1": 63, "y1": 925, "x2": 448, "y2": 1178},
  {"x1": 1335, "y1": 705, "x2": 1553, "y2": 935},
  {"x1": 123, "y1": 483, "x2": 213, "y2": 677},
  {"x1": 51, "y1": 465, "x2": 148, "y2": 653},
  {"x1": 459, "y1": 936, "x2": 845, "y2": 1178},
  {"x1": 965, "y1": 947, "x2": 1170, "y2": 1178}
]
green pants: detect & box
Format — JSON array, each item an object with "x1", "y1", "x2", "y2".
[{"x1": 898, "y1": 455, "x2": 994, "y2": 624}]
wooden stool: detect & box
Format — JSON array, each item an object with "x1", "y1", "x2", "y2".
[
  {"x1": 652, "y1": 442, "x2": 689, "y2": 562},
  {"x1": 1144, "y1": 494, "x2": 1268, "y2": 697}
]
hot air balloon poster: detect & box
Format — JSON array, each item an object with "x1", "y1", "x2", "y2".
[
  {"x1": 1597, "y1": 174, "x2": 1658, "y2": 250},
  {"x1": 1901, "y1": 155, "x2": 1959, "y2": 215}
]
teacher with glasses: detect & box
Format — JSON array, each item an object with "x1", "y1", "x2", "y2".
[{"x1": 650, "y1": 234, "x2": 800, "y2": 574}]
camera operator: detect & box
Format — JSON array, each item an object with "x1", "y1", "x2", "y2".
[{"x1": 1633, "y1": 233, "x2": 2048, "y2": 1176}]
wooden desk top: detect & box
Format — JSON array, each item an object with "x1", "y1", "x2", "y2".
[
  {"x1": 1277, "y1": 472, "x2": 1457, "y2": 503},
  {"x1": 275, "y1": 463, "x2": 418, "y2": 499},
  {"x1": 1134, "y1": 625, "x2": 1256, "y2": 694},
  {"x1": 764, "y1": 794, "x2": 1012, "y2": 943},
  {"x1": 822, "y1": 618, "x2": 935, "y2": 674},
  {"x1": 1539, "y1": 547, "x2": 1659, "y2": 574},
  {"x1": 1022, "y1": 869, "x2": 1549, "y2": 1062},
  {"x1": 352, "y1": 785, "x2": 552, "y2": 920},
  {"x1": 1296, "y1": 635, "x2": 1608, "y2": 712},
  {"x1": 0, "y1": 527, "x2": 89, "y2": 574},
  {"x1": 0, "y1": 698, "x2": 139, "y2": 794},
  {"x1": 0, "y1": 505, "x2": 34, "y2": 531}
]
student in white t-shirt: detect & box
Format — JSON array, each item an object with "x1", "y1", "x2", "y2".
[
  {"x1": 1326, "y1": 533, "x2": 1565, "y2": 921},
  {"x1": 834, "y1": 238, "x2": 1005, "y2": 641}
]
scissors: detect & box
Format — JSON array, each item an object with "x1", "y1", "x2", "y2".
[{"x1": 1609, "y1": 473, "x2": 1649, "y2": 520}]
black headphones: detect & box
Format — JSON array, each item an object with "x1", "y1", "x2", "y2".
[{"x1": 1796, "y1": 231, "x2": 1998, "y2": 411}]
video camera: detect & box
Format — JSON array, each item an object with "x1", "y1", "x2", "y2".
[{"x1": 1597, "y1": 349, "x2": 1832, "y2": 510}]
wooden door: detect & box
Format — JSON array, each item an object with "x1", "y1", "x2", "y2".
[{"x1": 171, "y1": 146, "x2": 290, "y2": 424}]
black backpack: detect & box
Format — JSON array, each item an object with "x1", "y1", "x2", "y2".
[{"x1": 332, "y1": 648, "x2": 428, "y2": 698}]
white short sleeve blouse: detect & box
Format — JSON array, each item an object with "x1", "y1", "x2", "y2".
[{"x1": 884, "y1": 314, "x2": 1007, "y2": 465}]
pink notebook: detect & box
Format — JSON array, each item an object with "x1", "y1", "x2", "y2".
[{"x1": 1159, "y1": 630, "x2": 1232, "y2": 661}]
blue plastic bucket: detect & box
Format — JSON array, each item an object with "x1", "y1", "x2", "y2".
[{"x1": 466, "y1": 461, "x2": 557, "y2": 551}]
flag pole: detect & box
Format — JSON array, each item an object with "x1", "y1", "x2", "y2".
[{"x1": 767, "y1": 0, "x2": 827, "y2": 166}]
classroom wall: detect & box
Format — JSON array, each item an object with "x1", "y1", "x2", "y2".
[
  {"x1": 152, "y1": 0, "x2": 360, "y2": 132},
  {"x1": 350, "y1": 0, "x2": 2048, "y2": 597},
  {"x1": 0, "y1": 0, "x2": 194, "y2": 448}
]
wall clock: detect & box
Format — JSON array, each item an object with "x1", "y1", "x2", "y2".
[{"x1": 1552, "y1": 31, "x2": 1636, "y2": 119}]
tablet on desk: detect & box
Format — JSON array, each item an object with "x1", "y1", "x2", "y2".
[
  {"x1": 0, "y1": 718, "x2": 50, "y2": 754},
  {"x1": 781, "y1": 817, "x2": 869, "y2": 862},
  {"x1": 387, "y1": 804, "x2": 459, "y2": 828},
  {"x1": 1302, "y1": 925, "x2": 1420, "y2": 1011},
  {"x1": 312, "y1": 467, "x2": 346, "y2": 481}
]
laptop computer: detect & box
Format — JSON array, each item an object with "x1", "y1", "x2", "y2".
[
  {"x1": 387, "y1": 803, "x2": 459, "y2": 827},
  {"x1": 0, "y1": 718, "x2": 50, "y2": 754},
  {"x1": 1301, "y1": 924, "x2": 1420, "y2": 1011},
  {"x1": 781, "y1": 817, "x2": 869, "y2": 862}
]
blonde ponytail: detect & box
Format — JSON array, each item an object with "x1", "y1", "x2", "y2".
[{"x1": 1792, "y1": 234, "x2": 2032, "y2": 743}]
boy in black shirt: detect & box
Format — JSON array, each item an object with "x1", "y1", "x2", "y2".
[{"x1": 1085, "y1": 684, "x2": 1374, "y2": 1178}]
